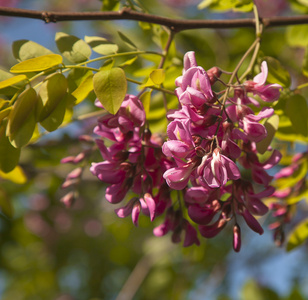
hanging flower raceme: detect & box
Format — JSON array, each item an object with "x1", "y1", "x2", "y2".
[{"x1": 86, "y1": 51, "x2": 283, "y2": 251}]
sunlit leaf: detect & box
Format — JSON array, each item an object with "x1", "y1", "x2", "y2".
[
  {"x1": 118, "y1": 56, "x2": 138, "y2": 68},
  {"x1": 0, "y1": 75, "x2": 27, "y2": 89},
  {"x1": 118, "y1": 31, "x2": 138, "y2": 50},
  {"x1": 72, "y1": 73, "x2": 94, "y2": 105},
  {"x1": 263, "y1": 56, "x2": 291, "y2": 88},
  {"x1": 55, "y1": 32, "x2": 92, "y2": 63},
  {"x1": 302, "y1": 46, "x2": 308, "y2": 77},
  {"x1": 0, "y1": 107, "x2": 12, "y2": 123},
  {"x1": 150, "y1": 69, "x2": 165, "y2": 85},
  {"x1": 84, "y1": 36, "x2": 118, "y2": 55},
  {"x1": 287, "y1": 189, "x2": 308, "y2": 205},
  {"x1": 12, "y1": 39, "x2": 53, "y2": 61},
  {"x1": 285, "y1": 94, "x2": 308, "y2": 136},
  {"x1": 287, "y1": 218, "x2": 308, "y2": 251},
  {"x1": 0, "y1": 165, "x2": 27, "y2": 184},
  {"x1": 101, "y1": 0, "x2": 120, "y2": 11},
  {"x1": 10, "y1": 54, "x2": 63, "y2": 73},
  {"x1": 93, "y1": 68, "x2": 127, "y2": 114},
  {"x1": 256, "y1": 114, "x2": 279, "y2": 154}
]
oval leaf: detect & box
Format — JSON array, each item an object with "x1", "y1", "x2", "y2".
[
  {"x1": 0, "y1": 166, "x2": 27, "y2": 184},
  {"x1": 84, "y1": 36, "x2": 118, "y2": 55},
  {"x1": 10, "y1": 54, "x2": 63, "y2": 73},
  {"x1": 93, "y1": 68, "x2": 127, "y2": 114},
  {"x1": 38, "y1": 73, "x2": 68, "y2": 121},
  {"x1": 0, "y1": 75, "x2": 27, "y2": 89},
  {"x1": 0, "y1": 189, "x2": 14, "y2": 218},
  {"x1": 285, "y1": 94, "x2": 308, "y2": 137},
  {"x1": 56, "y1": 32, "x2": 92, "y2": 63},
  {"x1": 287, "y1": 218, "x2": 308, "y2": 251},
  {"x1": 12, "y1": 39, "x2": 53, "y2": 61},
  {"x1": 117, "y1": 31, "x2": 138, "y2": 50},
  {"x1": 256, "y1": 114, "x2": 279, "y2": 154},
  {"x1": 150, "y1": 69, "x2": 165, "y2": 85},
  {"x1": 7, "y1": 88, "x2": 37, "y2": 136},
  {"x1": 72, "y1": 73, "x2": 94, "y2": 105}
]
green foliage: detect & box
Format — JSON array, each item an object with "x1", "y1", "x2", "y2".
[
  {"x1": 198, "y1": 0, "x2": 253, "y2": 12},
  {"x1": 10, "y1": 54, "x2": 63, "y2": 73},
  {"x1": 55, "y1": 32, "x2": 92, "y2": 63},
  {"x1": 285, "y1": 94, "x2": 308, "y2": 137},
  {"x1": 93, "y1": 68, "x2": 127, "y2": 114},
  {"x1": 287, "y1": 218, "x2": 308, "y2": 251},
  {"x1": 85, "y1": 35, "x2": 119, "y2": 55}
]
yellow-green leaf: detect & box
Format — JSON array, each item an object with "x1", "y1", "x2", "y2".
[
  {"x1": 93, "y1": 68, "x2": 127, "y2": 114},
  {"x1": 38, "y1": 73, "x2": 68, "y2": 121},
  {"x1": 140, "y1": 91, "x2": 151, "y2": 117},
  {"x1": 256, "y1": 114, "x2": 279, "y2": 154},
  {"x1": 0, "y1": 75, "x2": 27, "y2": 89},
  {"x1": 287, "y1": 218, "x2": 308, "y2": 251},
  {"x1": 72, "y1": 73, "x2": 94, "y2": 105},
  {"x1": 117, "y1": 31, "x2": 138, "y2": 50},
  {"x1": 6, "y1": 88, "x2": 37, "y2": 136},
  {"x1": 40, "y1": 94, "x2": 67, "y2": 132},
  {"x1": 150, "y1": 69, "x2": 165, "y2": 85},
  {"x1": 0, "y1": 165, "x2": 27, "y2": 184},
  {"x1": 10, "y1": 54, "x2": 63, "y2": 73},
  {"x1": 84, "y1": 36, "x2": 118, "y2": 55},
  {"x1": 56, "y1": 32, "x2": 92, "y2": 63},
  {"x1": 12, "y1": 39, "x2": 53, "y2": 61}
]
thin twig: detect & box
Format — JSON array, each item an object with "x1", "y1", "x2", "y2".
[{"x1": 1, "y1": 6, "x2": 308, "y2": 31}]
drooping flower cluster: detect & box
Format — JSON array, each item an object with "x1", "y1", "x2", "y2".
[
  {"x1": 87, "y1": 51, "x2": 284, "y2": 251},
  {"x1": 159, "y1": 52, "x2": 282, "y2": 251}
]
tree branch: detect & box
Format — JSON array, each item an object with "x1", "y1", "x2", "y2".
[{"x1": 1, "y1": 6, "x2": 308, "y2": 31}]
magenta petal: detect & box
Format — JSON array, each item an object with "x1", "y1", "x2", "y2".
[
  {"x1": 222, "y1": 156, "x2": 241, "y2": 180},
  {"x1": 246, "y1": 197, "x2": 269, "y2": 216},
  {"x1": 132, "y1": 203, "x2": 141, "y2": 227},
  {"x1": 233, "y1": 224, "x2": 241, "y2": 252},
  {"x1": 184, "y1": 51, "x2": 197, "y2": 70},
  {"x1": 183, "y1": 221, "x2": 200, "y2": 247},
  {"x1": 188, "y1": 205, "x2": 216, "y2": 225},
  {"x1": 242, "y1": 209, "x2": 264, "y2": 235},
  {"x1": 153, "y1": 220, "x2": 171, "y2": 236},
  {"x1": 253, "y1": 61, "x2": 268, "y2": 86},
  {"x1": 243, "y1": 119, "x2": 267, "y2": 142},
  {"x1": 115, "y1": 200, "x2": 134, "y2": 218},
  {"x1": 144, "y1": 193, "x2": 156, "y2": 221},
  {"x1": 261, "y1": 150, "x2": 282, "y2": 169},
  {"x1": 198, "y1": 217, "x2": 227, "y2": 238}
]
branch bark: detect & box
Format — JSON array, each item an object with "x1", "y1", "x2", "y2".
[{"x1": 1, "y1": 6, "x2": 308, "y2": 31}]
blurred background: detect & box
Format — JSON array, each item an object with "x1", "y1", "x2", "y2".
[{"x1": 0, "y1": 0, "x2": 307, "y2": 299}]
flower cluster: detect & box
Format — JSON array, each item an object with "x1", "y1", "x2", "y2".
[
  {"x1": 90, "y1": 95, "x2": 173, "y2": 227},
  {"x1": 160, "y1": 52, "x2": 282, "y2": 251},
  {"x1": 87, "y1": 52, "x2": 283, "y2": 251}
]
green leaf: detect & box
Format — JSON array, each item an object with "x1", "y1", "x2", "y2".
[
  {"x1": 118, "y1": 31, "x2": 138, "y2": 50},
  {"x1": 150, "y1": 69, "x2": 165, "y2": 85},
  {"x1": 118, "y1": 56, "x2": 138, "y2": 68},
  {"x1": 40, "y1": 95, "x2": 67, "y2": 132},
  {"x1": 287, "y1": 188, "x2": 308, "y2": 205},
  {"x1": 0, "y1": 188, "x2": 14, "y2": 218},
  {"x1": 0, "y1": 166, "x2": 27, "y2": 184},
  {"x1": 0, "y1": 75, "x2": 27, "y2": 89},
  {"x1": 6, "y1": 88, "x2": 37, "y2": 137},
  {"x1": 55, "y1": 32, "x2": 92, "y2": 63},
  {"x1": 71, "y1": 73, "x2": 94, "y2": 105},
  {"x1": 10, "y1": 54, "x2": 63, "y2": 73},
  {"x1": 256, "y1": 114, "x2": 279, "y2": 154},
  {"x1": 0, "y1": 126, "x2": 21, "y2": 172},
  {"x1": 285, "y1": 94, "x2": 308, "y2": 136},
  {"x1": 12, "y1": 39, "x2": 53, "y2": 61},
  {"x1": 263, "y1": 57, "x2": 291, "y2": 88},
  {"x1": 84, "y1": 36, "x2": 118, "y2": 55},
  {"x1": 38, "y1": 73, "x2": 68, "y2": 122},
  {"x1": 287, "y1": 218, "x2": 308, "y2": 251},
  {"x1": 286, "y1": 25, "x2": 308, "y2": 48},
  {"x1": 140, "y1": 91, "x2": 151, "y2": 117},
  {"x1": 93, "y1": 68, "x2": 127, "y2": 114}
]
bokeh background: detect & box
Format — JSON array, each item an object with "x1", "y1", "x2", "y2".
[{"x1": 0, "y1": 0, "x2": 307, "y2": 299}]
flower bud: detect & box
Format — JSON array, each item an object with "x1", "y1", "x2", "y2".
[
  {"x1": 207, "y1": 66, "x2": 222, "y2": 85},
  {"x1": 233, "y1": 224, "x2": 241, "y2": 252}
]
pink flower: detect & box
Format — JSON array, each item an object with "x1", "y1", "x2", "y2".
[
  {"x1": 244, "y1": 61, "x2": 283, "y2": 102},
  {"x1": 198, "y1": 148, "x2": 240, "y2": 188}
]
